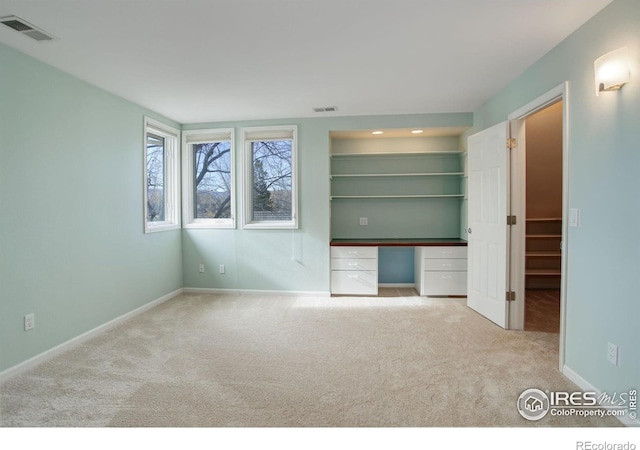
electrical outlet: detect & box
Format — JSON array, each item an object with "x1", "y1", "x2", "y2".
[
  {"x1": 219, "y1": 264, "x2": 225, "y2": 274},
  {"x1": 607, "y1": 342, "x2": 618, "y2": 365},
  {"x1": 24, "y1": 313, "x2": 35, "y2": 331},
  {"x1": 198, "y1": 264, "x2": 205, "y2": 273},
  {"x1": 359, "y1": 217, "x2": 368, "y2": 226}
]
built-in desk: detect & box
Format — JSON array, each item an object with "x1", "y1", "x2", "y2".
[
  {"x1": 330, "y1": 239, "x2": 468, "y2": 296},
  {"x1": 330, "y1": 238, "x2": 468, "y2": 247}
]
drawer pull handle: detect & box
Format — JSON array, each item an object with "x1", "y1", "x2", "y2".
[
  {"x1": 442, "y1": 275, "x2": 452, "y2": 279},
  {"x1": 347, "y1": 251, "x2": 359, "y2": 254},
  {"x1": 348, "y1": 275, "x2": 359, "y2": 279},
  {"x1": 348, "y1": 262, "x2": 359, "y2": 266},
  {"x1": 441, "y1": 264, "x2": 452, "y2": 267},
  {"x1": 441, "y1": 251, "x2": 453, "y2": 254}
]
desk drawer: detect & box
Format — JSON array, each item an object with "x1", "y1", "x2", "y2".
[
  {"x1": 331, "y1": 246, "x2": 377, "y2": 259},
  {"x1": 331, "y1": 258, "x2": 378, "y2": 271},
  {"x1": 331, "y1": 270, "x2": 378, "y2": 295},
  {"x1": 420, "y1": 246, "x2": 467, "y2": 259},
  {"x1": 422, "y1": 258, "x2": 467, "y2": 271},
  {"x1": 422, "y1": 271, "x2": 467, "y2": 296}
]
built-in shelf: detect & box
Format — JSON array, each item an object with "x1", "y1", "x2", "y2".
[
  {"x1": 331, "y1": 151, "x2": 463, "y2": 158},
  {"x1": 330, "y1": 139, "x2": 466, "y2": 240},
  {"x1": 331, "y1": 172, "x2": 464, "y2": 178},
  {"x1": 331, "y1": 194, "x2": 465, "y2": 199},
  {"x1": 526, "y1": 234, "x2": 562, "y2": 238}
]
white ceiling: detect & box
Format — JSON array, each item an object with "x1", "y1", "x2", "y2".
[{"x1": 0, "y1": 0, "x2": 613, "y2": 124}]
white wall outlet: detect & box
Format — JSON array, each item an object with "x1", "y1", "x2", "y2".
[
  {"x1": 359, "y1": 217, "x2": 368, "y2": 226},
  {"x1": 219, "y1": 264, "x2": 225, "y2": 274},
  {"x1": 198, "y1": 264, "x2": 205, "y2": 273},
  {"x1": 607, "y1": 342, "x2": 618, "y2": 365},
  {"x1": 24, "y1": 313, "x2": 35, "y2": 331}
]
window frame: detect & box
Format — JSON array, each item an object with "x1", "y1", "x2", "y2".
[
  {"x1": 182, "y1": 128, "x2": 236, "y2": 229},
  {"x1": 143, "y1": 117, "x2": 180, "y2": 233},
  {"x1": 242, "y1": 125, "x2": 298, "y2": 229}
]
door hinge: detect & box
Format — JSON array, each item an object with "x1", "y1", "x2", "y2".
[
  {"x1": 506, "y1": 291, "x2": 516, "y2": 302},
  {"x1": 507, "y1": 138, "x2": 517, "y2": 149},
  {"x1": 507, "y1": 215, "x2": 517, "y2": 226}
]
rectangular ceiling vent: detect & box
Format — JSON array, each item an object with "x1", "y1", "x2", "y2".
[
  {"x1": 313, "y1": 106, "x2": 338, "y2": 113},
  {"x1": 0, "y1": 16, "x2": 55, "y2": 42}
]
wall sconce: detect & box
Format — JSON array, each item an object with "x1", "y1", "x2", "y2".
[{"x1": 594, "y1": 47, "x2": 630, "y2": 95}]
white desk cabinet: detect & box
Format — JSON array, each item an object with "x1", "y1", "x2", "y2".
[
  {"x1": 414, "y1": 246, "x2": 467, "y2": 296},
  {"x1": 331, "y1": 246, "x2": 378, "y2": 295}
]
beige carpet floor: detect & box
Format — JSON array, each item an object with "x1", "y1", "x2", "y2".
[{"x1": 0, "y1": 291, "x2": 622, "y2": 427}]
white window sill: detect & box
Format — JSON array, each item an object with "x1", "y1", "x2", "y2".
[
  {"x1": 243, "y1": 221, "x2": 298, "y2": 230},
  {"x1": 145, "y1": 222, "x2": 181, "y2": 233},
  {"x1": 183, "y1": 219, "x2": 235, "y2": 229}
]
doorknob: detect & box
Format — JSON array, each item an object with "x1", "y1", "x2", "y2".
[{"x1": 467, "y1": 228, "x2": 472, "y2": 234}]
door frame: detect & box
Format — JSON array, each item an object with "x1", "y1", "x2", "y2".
[{"x1": 507, "y1": 82, "x2": 569, "y2": 371}]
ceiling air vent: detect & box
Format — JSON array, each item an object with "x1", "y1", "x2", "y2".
[
  {"x1": 313, "y1": 106, "x2": 338, "y2": 113},
  {"x1": 0, "y1": 16, "x2": 55, "y2": 42}
]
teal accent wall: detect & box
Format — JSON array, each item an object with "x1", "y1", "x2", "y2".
[
  {"x1": 181, "y1": 113, "x2": 472, "y2": 292},
  {"x1": 0, "y1": 44, "x2": 183, "y2": 372},
  {"x1": 472, "y1": 0, "x2": 639, "y2": 396},
  {"x1": 378, "y1": 248, "x2": 414, "y2": 284}
]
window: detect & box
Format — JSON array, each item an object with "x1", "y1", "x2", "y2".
[
  {"x1": 144, "y1": 117, "x2": 180, "y2": 233},
  {"x1": 243, "y1": 126, "x2": 298, "y2": 229},
  {"x1": 182, "y1": 128, "x2": 235, "y2": 228}
]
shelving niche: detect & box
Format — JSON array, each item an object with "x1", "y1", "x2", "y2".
[{"x1": 330, "y1": 134, "x2": 466, "y2": 240}]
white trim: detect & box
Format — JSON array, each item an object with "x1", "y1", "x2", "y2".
[
  {"x1": 508, "y1": 84, "x2": 567, "y2": 119},
  {"x1": 144, "y1": 116, "x2": 181, "y2": 233},
  {"x1": 563, "y1": 365, "x2": 640, "y2": 427},
  {"x1": 183, "y1": 287, "x2": 330, "y2": 297},
  {"x1": 182, "y1": 128, "x2": 236, "y2": 229},
  {"x1": 242, "y1": 125, "x2": 298, "y2": 229},
  {"x1": 0, "y1": 288, "x2": 183, "y2": 383},
  {"x1": 506, "y1": 82, "x2": 569, "y2": 373}
]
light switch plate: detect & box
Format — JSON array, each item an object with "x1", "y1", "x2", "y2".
[{"x1": 569, "y1": 208, "x2": 580, "y2": 227}]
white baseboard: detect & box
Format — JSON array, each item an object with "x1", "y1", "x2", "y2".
[
  {"x1": 183, "y1": 287, "x2": 331, "y2": 297},
  {"x1": 0, "y1": 288, "x2": 183, "y2": 383},
  {"x1": 563, "y1": 364, "x2": 640, "y2": 427},
  {"x1": 378, "y1": 283, "x2": 415, "y2": 288}
]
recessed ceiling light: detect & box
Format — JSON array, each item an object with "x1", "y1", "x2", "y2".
[
  {"x1": 371, "y1": 131, "x2": 384, "y2": 135},
  {"x1": 411, "y1": 129, "x2": 424, "y2": 134}
]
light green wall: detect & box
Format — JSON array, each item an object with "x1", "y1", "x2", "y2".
[
  {"x1": 0, "y1": 44, "x2": 183, "y2": 372},
  {"x1": 181, "y1": 113, "x2": 472, "y2": 292},
  {"x1": 472, "y1": 0, "x2": 639, "y2": 395}
]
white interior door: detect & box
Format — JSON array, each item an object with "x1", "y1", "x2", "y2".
[{"x1": 467, "y1": 122, "x2": 509, "y2": 328}]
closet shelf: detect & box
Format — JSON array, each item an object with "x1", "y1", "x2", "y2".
[
  {"x1": 526, "y1": 217, "x2": 562, "y2": 222},
  {"x1": 526, "y1": 269, "x2": 562, "y2": 276},
  {"x1": 526, "y1": 234, "x2": 562, "y2": 238},
  {"x1": 526, "y1": 252, "x2": 562, "y2": 257}
]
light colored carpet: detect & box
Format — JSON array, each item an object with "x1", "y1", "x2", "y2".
[{"x1": 0, "y1": 291, "x2": 621, "y2": 427}]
